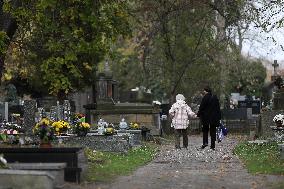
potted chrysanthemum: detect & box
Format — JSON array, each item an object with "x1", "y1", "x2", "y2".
[
  {"x1": 51, "y1": 120, "x2": 70, "y2": 135},
  {"x1": 74, "y1": 122, "x2": 90, "y2": 137},
  {"x1": 33, "y1": 117, "x2": 55, "y2": 147},
  {"x1": 72, "y1": 113, "x2": 90, "y2": 136}
]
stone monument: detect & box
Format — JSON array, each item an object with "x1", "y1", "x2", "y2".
[
  {"x1": 271, "y1": 60, "x2": 284, "y2": 110},
  {"x1": 23, "y1": 100, "x2": 37, "y2": 135},
  {"x1": 84, "y1": 61, "x2": 161, "y2": 135},
  {"x1": 260, "y1": 60, "x2": 284, "y2": 138}
]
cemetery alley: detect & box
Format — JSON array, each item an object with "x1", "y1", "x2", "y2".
[{"x1": 64, "y1": 135, "x2": 284, "y2": 189}]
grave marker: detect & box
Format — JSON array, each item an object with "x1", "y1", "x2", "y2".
[{"x1": 23, "y1": 100, "x2": 37, "y2": 135}]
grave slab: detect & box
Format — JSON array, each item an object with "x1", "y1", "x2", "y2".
[
  {"x1": 0, "y1": 169, "x2": 54, "y2": 189},
  {"x1": 0, "y1": 147, "x2": 83, "y2": 183},
  {"x1": 8, "y1": 162, "x2": 66, "y2": 188}
]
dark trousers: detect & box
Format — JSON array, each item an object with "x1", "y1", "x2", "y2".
[
  {"x1": 174, "y1": 129, "x2": 188, "y2": 148},
  {"x1": 202, "y1": 123, "x2": 217, "y2": 148}
]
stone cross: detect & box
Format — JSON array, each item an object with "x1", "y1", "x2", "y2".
[{"x1": 272, "y1": 60, "x2": 279, "y2": 76}]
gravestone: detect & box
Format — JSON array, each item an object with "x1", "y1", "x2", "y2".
[
  {"x1": 273, "y1": 87, "x2": 284, "y2": 110},
  {"x1": 49, "y1": 106, "x2": 57, "y2": 121},
  {"x1": 63, "y1": 100, "x2": 71, "y2": 122},
  {"x1": 4, "y1": 83, "x2": 18, "y2": 103},
  {"x1": 56, "y1": 101, "x2": 64, "y2": 121},
  {"x1": 270, "y1": 60, "x2": 284, "y2": 110},
  {"x1": 238, "y1": 100, "x2": 261, "y2": 114},
  {"x1": 84, "y1": 61, "x2": 161, "y2": 135},
  {"x1": 23, "y1": 100, "x2": 37, "y2": 135}
]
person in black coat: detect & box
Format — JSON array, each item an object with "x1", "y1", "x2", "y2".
[{"x1": 197, "y1": 86, "x2": 221, "y2": 150}]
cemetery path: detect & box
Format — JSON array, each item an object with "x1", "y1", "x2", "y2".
[{"x1": 67, "y1": 135, "x2": 284, "y2": 189}]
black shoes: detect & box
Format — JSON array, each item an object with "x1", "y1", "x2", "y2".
[
  {"x1": 201, "y1": 144, "x2": 208, "y2": 149},
  {"x1": 175, "y1": 146, "x2": 181, "y2": 149},
  {"x1": 210, "y1": 147, "x2": 215, "y2": 150}
]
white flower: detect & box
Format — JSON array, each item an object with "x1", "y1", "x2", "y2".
[{"x1": 273, "y1": 114, "x2": 284, "y2": 125}]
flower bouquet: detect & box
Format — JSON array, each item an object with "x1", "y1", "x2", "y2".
[
  {"x1": 72, "y1": 113, "x2": 90, "y2": 136},
  {"x1": 52, "y1": 120, "x2": 70, "y2": 135},
  {"x1": 74, "y1": 122, "x2": 90, "y2": 136},
  {"x1": 272, "y1": 114, "x2": 284, "y2": 127},
  {"x1": 33, "y1": 118, "x2": 55, "y2": 146}
]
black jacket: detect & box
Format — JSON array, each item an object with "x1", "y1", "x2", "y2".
[{"x1": 197, "y1": 93, "x2": 221, "y2": 125}]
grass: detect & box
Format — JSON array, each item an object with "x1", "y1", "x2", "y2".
[
  {"x1": 233, "y1": 141, "x2": 284, "y2": 175},
  {"x1": 85, "y1": 143, "x2": 158, "y2": 182}
]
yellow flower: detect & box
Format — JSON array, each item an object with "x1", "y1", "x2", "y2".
[
  {"x1": 130, "y1": 122, "x2": 139, "y2": 129},
  {"x1": 81, "y1": 122, "x2": 90, "y2": 128},
  {"x1": 39, "y1": 118, "x2": 50, "y2": 126},
  {"x1": 51, "y1": 120, "x2": 70, "y2": 134}
]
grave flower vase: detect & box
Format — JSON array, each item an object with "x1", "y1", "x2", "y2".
[{"x1": 39, "y1": 139, "x2": 52, "y2": 148}]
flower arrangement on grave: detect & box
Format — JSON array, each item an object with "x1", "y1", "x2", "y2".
[
  {"x1": 104, "y1": 123, "x2": 116, "y2": 135},
  {"x1": 0, "y1": 121, "x2": 23, "y2": 134},
  {"x1": 129, "y1": 122, "x2": 140, "y2": 130},
  {"x1": 273, "y1": 114, "x2": 284, "y2": 127},
  {"x1": 51, "y1": 120, "x2": 70, "y2": 135},
  {"x1": 33, "y1": 118, "x2": 55, "y2": 144},
  {"x1": 72, "y1": 113, "x2": 90, "y2": 136},
  {"x1": 0, "y1": 123, "x2": 21, "y2": 144},
  {"x1": 74, "y1": 122, "x2": 90, "y2": 136}
]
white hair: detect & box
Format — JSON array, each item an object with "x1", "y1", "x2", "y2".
[{"x1": 176, "y1": 94, "x2": 185, "y2": 101}]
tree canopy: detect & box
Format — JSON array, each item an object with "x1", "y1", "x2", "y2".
[
  {"x1": 0, "y1": 0, "x2": 271, "y2": 103},
  {"x1": 2, "y1": 0, "x2": 131, "y2": 99}
]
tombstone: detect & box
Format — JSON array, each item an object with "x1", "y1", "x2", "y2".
[
  {"x1": 271, "y1": 60, "x2": 280, "y2": 82},
  {"x1": 84, "y1": 62, "x2": 161, "y2": 135},
  {"x1": 268, "y1": 59, "x2": 284, "y2": 110},
  {"x1": 23, "y1": 100, "x2": 37, "y2": 135},
  {"x1": 238, "y1": 100, "x2": 261, "y2": 114},
  {"x1": 5, "y1": 102, "x2": 8, "y2": 121},
  {"x1": 96, "y1": 74, "x2": 118, "y2": 104},
  {"x1": 49, "y1": 106, "x2": 58, "y2": 121},
  {"x1": 63, "y1": 100, "x2": 71, "y2": 122},
  {"x1": 56, "y1": 101, "x2": 64, "y2": 121},
  {"x1": 273, "y1": 87, "x2": 284, "y2": 110},
  {"x1": 4, "y1": 83, "x2": 18, "y2": 103}
]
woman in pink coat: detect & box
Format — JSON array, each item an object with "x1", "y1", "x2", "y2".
[{"x1": 169, "y1": 94, "x2": 196, "y2": 149}]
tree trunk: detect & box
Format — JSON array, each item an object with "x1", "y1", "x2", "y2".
[{"x1": 215, "y1": 1, "x2": 227, "y2": 109}]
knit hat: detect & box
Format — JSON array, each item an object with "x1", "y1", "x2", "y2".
[{"x1": 176, "y1": 94, "x2": 185, "y2": 101}]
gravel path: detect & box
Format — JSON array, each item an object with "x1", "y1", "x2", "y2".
[{"x1": 65, "y1": 134, "x2": 284, "y2": 189}]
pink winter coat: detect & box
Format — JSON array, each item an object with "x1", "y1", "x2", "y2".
[{"x1": 169, "y1": 100, "x2": 196, "y2": 129}]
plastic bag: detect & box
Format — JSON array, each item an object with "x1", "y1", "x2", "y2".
[
  {"x1": 220, "y1": 121, "x2": 228, "y2": 136},
  {"x1": 217, "y1": 126, "x2": 224, "y2": 142},
  {"x1": 216, "y1": 121, "x2": 228, "y2": 142}
]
